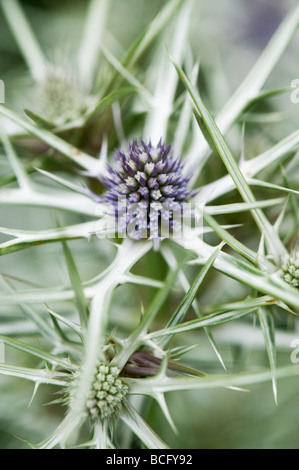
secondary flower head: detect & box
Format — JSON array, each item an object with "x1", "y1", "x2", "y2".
[
  {"x1": 101, "y1": 139, "x2": 194, "y2": 239},
  {"x1": 35, "y1": 65, "x2": 91, "y2": 124},
  {"x1": 281, "y1": 247, "x2": 299, "y2": 288},
  {"x1": 85, "y1": 362, "x2": 129, "y2": 422}
]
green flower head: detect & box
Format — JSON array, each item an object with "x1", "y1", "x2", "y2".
[
  {"x1": 281, "y1": 247, "x2": 299, "y2": 288},
  {"x1": 85, "y1": 362, "x2": 129, "y2": 421}
]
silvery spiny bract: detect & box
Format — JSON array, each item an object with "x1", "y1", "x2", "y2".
[{"x1": 100, "y1": 138, "x2": 194, "y2": 239}]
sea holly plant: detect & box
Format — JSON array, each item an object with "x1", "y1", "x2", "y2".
[{"x1": 0, "y1": 0, "x2": 299, "y2": 450}]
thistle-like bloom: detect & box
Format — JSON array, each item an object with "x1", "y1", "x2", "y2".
[
  {"x1": 85, "y1": 362, "x2": 129, "y2": 421},
  {"x1": 35, "y1": 65, "x2": 91, "y2": 124},
  {"x1": 281, "y1": 247, "x2": 299, "y2": 288},
  {"x1": 101, "y1": 139, "x2": 194, "y2": 239}
]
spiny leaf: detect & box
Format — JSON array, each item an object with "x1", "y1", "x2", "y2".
[
  {"x1": 45, "y1": 304, "x2": 84, "y2": 344},
  {"x1": 24, "y1": 108, "x2": 55, "y2": 129},
  {"x1": 0, "y1": 0, "x2": 47, "y2": 81},
  {"x1": 61, "y1": 239, "x2": 89, "y2": 329},
  {"x1": 242, "y1": 87, "x2": 293, "y2": 113},
  {"x1": 127, "y1": 364, "x2": 299, "y2": 394},
  {"x1": 258, "y1": 307, "x2": 277, "y2": 404},
  {"x1": 0, "y1": 363, "x2": 67, "y2": 386},
  {"x1": 86, "y1": 86, "x2": 137, "y2": 122},
  {"x1": 0, "y1": 335, "x2": 74, "y2": 369},
  {"x1": 0, "y1": 105, "x2": 99, "y2": 174},
  {"x1": 203, "y1": 212, "x2": 273, "y2": 270},
  {"x1": 106, "y1": 0, "x2": 184, "y2": 92},
  {"x1": 146, "y1": 308, "x2": 254, "y2": 339},
  {"x1": 112, "y1": 263, "x2": 182, "y2": 370},
  {"x1": 172, "y1": 58, "x2": 287, "y2": 262},
  {"x1": 121, "y1": 404, "x2": 169, "y2": 449},
  {"x1": 161, "y1": 245, "x2": 227, "y2": 369},
  {"x1": 158, "y1": 242, "x2": 224, "y2": 348}
]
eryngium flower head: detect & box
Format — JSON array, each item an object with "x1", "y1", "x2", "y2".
[
  {"x1": 101, "y1": 139, "x2": 194, "y2": 239},
  {"x1": 85, "y1": 363, "x2": 129, "y2": 421},
  {"x1": 281, "y1": 248, "x2": 299, "y2": 288},
  {"x1": 35, "y1": 65, "x2": 91, "y2": 124}
]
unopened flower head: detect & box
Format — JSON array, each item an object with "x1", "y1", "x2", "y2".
[
  {"x1": 85, "y1": 362, "x2": 129, "y2": 422},
  {"x1": 281, "y1": 247, "x2": 299, "y2": 288},
  {"x1": 101, "y1": 139, "x2": 194, "y2": 239}
]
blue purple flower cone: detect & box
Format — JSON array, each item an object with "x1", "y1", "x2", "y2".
[{"x1": 98, "y1": 139, "x2": 195, "y2": 240}]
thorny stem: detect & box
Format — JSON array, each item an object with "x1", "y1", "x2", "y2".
[{"x1": 62, "y1": 239, "x2": 151, "y2": 443}]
